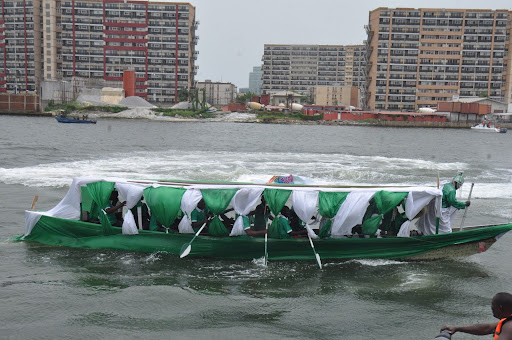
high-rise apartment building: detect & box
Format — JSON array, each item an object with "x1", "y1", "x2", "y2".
[
  {"x1": 1, "y1": 0, "x2": 198, "y2": 103},
  {"x1": 3, "y1": 1, "x2": 40, "y2": 93},
  {"x1": 365, "y1": 7, "x2": 512, "y2": 110},
  {"x1": 261, "y1": 44, "x2": 366, "y2": 95},
  {"x1": 248, "y1": 66, "x2": 262, "y2": 95}
]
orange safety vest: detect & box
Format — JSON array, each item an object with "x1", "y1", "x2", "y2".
[{"x1": 494, "y1": 315, "x2": 512, "y2": 339}]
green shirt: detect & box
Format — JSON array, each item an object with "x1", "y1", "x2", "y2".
[
  {"x1": 442, "y1": 183, "x2": 466, "y2": 210},
  {"x1": 191, "y1": 207, "x2": 209, "y2": 232},
  {"x1": 251, "y1": 203, "x2": 270, "y2": 231}
]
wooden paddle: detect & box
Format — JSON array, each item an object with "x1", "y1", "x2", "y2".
[
  {"x1": 307, "y1": 232, "x2": 322, "y2": 269},
  {"x1": 264, "y1": 230, "x2": 268, "y2": 266},
  {"x1": 459, "y1": 183, "x2": 474, "y2": 231},
  {"x1": 30, "y1": 195, "x2": 39, "y2": 211},
  {"x1": 179, "y1": 222, "x2": 207, "y2": 258}
]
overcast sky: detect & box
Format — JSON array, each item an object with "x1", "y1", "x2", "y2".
[{"x1": 175, "y1": 0, "x2": 512, "y2": 89}]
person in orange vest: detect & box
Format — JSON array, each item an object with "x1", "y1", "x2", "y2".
[{"x1": 440, "y1": 292, "x2": 512, "y2": 339}]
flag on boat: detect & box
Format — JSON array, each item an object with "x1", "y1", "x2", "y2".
[{"x1": 267, "y1": 175, "x2": 294, "y2": 184}]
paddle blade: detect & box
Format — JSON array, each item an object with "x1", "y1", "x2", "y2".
[
  {"x1": 180, "y1": 244, "x2": 191, "y2": 258},
  {"x1": 315, "y1": 253, "x2": 322, "y2": 269},
  {"x1": 264, "y1": 233, "x2": 268, "y2": 266}
]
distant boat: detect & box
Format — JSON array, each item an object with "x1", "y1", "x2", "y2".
[
  {"x1": 471, "y1": 122, "x2": 506, "y2": 133},
  {"x1": 55, "y1": 115, "x2": 97, "y2": 124}
]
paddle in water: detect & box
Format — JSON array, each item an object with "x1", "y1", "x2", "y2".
[
  {"x1": 180, "y1": 222, "x2": 207, "y2": 258},
  {"x1": 307, "y1": 232, "x2": 322, "y2": 269},
  {"x1": 264, "y1": 227, "x2": 268, "y2": 266}
]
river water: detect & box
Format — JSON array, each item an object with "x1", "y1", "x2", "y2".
[{"x1": 1, "y1": 116, "x2": 511, "y2": 339}]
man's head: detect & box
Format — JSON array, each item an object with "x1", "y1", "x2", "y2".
[
  {"x1": 197, "y1": 199, "x2": 206, "y2": 210},
  {"x1": 109, "y1": 191, "x2": 119, "y2": 202},
  {"x1": 452, "y1": 172, "x2": 464, "y2": 190},
  {"x1": 281, "y1": 206, "x2": 290, "y2": 217},
  {"x1": 491, "y1": 292, "x2": 512, "y2": 319}
]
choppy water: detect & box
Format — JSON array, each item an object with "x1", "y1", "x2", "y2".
[{"x1": 1, "y1": 116, "x2": 511, "y2": 339}]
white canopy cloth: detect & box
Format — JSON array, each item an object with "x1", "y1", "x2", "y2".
[
  {"x1": 24, "y1": 177, "x2": 124, "y2": 236},
  {"x1": 330, "y1": 191, "x2": 375, "y2": 237},
  {"x1": 178, "y1": 188, "x2": 203, "y2": 234},
  {"x1": 405, "y1": 188, "x2": 441, "y2": 220},
  {"x1": 397, "y1": 220, "x2": 411, "y2": 237},
  {"x1": 116, "y1": 182, "x2": 149, "y2": 235},
  {"x1": 229, "y1": 187, "x2": 264, "y2": 236},
  {"x1": 291, "y1": 190, "x2": 319, "y2": 239},
  {"x1": 24, "y1": 177, "x2": 448, "y2": 240}
]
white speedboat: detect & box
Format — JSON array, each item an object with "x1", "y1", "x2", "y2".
[{"x1": 470, "y1": 123, "x2": 506, "y2": 133}]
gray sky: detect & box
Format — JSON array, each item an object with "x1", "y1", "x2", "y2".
[{"x1": 175, "y1": 0, "x2": 512, "y2": 88}]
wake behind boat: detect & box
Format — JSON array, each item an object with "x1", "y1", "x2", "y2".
[{"x1": 17, "y1": 176, "x2": 512, "y2": 263}]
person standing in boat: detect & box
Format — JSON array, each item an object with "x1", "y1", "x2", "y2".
[
  {"x1": 101, "y1": 191, "x2": 126, "y2": 227},
  {"x1": 248, "y1": 196, "x2": 273, "y2": 231},
  {"x1": 439, "y1": 172, "x2": 470, "y2": 233},
  {"x1": 191, "y1": 199, "x2": 211, "y2": 233},
  {"x1": 440, "y1": 292, "x2": 512, "y2": 339},
  {"x1": 268, "y1": 206, "x2": 293, "y2": 239}
]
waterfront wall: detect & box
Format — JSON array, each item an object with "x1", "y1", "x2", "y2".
[{"x1": 0, "y1": 94, "x2": 41, "y2": 114}]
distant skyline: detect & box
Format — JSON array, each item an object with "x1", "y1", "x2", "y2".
[{"x1": 175, "y1": 0, "x2": 512, "y2": 88}]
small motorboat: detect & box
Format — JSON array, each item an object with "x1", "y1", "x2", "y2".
[
  {"x1": 55, "y1": 114, "x2": 97, "y2": 124},
  {"x1": 470, "y1": 122, "x2": 506, "y2": 133}
]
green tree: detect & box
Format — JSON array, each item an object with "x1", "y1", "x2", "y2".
[
  {"x1": 479, "y1": 91, "x2": 489, "y2": 98},
  {"x1": 300, "y1": 92, "x2": 314, "y2": 105},
  {"x1": 177, "y1": 88, "x2": 189, "y2": 102},
  {"x1": 201, "y1": 88, "x2": 207, "y2": 110},
  {"x1": 236, "y1": 92, "x2": 257, "y2": 104}
]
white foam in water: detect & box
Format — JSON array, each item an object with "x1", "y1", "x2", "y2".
[
  {"x1": 251, "y1": 257, "x2": 267, "y2": 267},
  {"x1": 398, "y1": 273, "x2": 430, "y2": 288},
  {"x1": 0, "y1": 149, "x2": 511, "y2": 200},
  {"x1": 350, "y1": 259, "x2": 407, "y2": 267}
]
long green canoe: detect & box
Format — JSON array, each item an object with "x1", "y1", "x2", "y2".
[{"x1": 17, "y1": 215, "x2": 512, "y2": 261}]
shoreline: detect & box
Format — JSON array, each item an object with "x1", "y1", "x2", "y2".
[{"x1": 2, "y1": 110, "x2": 511, "y2": 129}]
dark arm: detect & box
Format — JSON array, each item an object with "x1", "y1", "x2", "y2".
[
  {"x1": 441, "y1": 322, "x2": 498, "y2": 336},
  {"x1": 105, "y1": 201, "x2": 126, "y2": 213}
]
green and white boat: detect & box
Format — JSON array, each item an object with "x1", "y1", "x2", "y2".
[{"x1": 17, "y1": 177, "x2": 512, "y2": 263}]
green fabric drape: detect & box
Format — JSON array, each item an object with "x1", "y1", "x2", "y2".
[
  {"x1": 201, "y1": 188, "x2": 238, "y2": 237},
  {"x1": 86, "y1": 181, "x2": 115, "y2": 235},
  {"x1": 361, "y1": 191, "x2": 408, "y2": 235},
  {"x1": 264, "y1": 189, "x2": 292, "y2": 238},
  {"x1": 318, "y1": 191, "x2": 349, "y2": 238},
  {"x1": 361, "y1": 215, "x2": 382, "y2": 235},
  {"x1": 373, "y1": 191, "x2": 408, "y2": 216},
  {"x1": 80, "y1": 186, "x2": 94, "y2": 213},
  {"x1": 264, "y1": 189, "x2": 291, "y2": 216},
  {"x1": 19, "y1": 216, "x2": 512, "y2": 261},
  {"x1": 143, "y1": 187, "x2": 186, "y2": 228}
]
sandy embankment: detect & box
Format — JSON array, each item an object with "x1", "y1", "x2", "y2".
[
  {"x1": 80, "y1": 95, "x2": 258, "y2": 123},
  {"x1": 97, "y1": 107, "x2": 258, "y2": 123}
]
